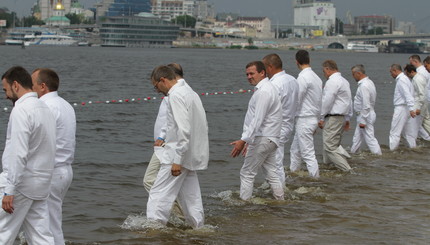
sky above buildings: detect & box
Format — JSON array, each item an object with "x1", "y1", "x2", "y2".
[{"x1": 2, "y1": 0, "x2": 430, "y2": 32}]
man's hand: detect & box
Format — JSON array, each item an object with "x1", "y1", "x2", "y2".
[
  {"x1": 416, "y1": 109, "x2": 421, "y2": 116},
  {"x1": 154, "y1": 139, "x2": 164, "y2": 147},
  {"x1": 318, "y1": 120, "x2": 324, "y2": 129},
  {"x1": 344, "y1": 121, "x2": 350, "y2": 131},
  {"x1": 359, "y1": 123, "x2": 366, "y2": 128},
  {"x1": 410, "y1": 110, "x2": 416, "y2": 118},
  {"x1": 171, "y1": 163, "x2": 182, "y2": 176},
  {"x1": 2, "y1": 195, "x2": 14, "y2": 214},
  {"x1": 230, "y1": 140, "x2": 246, "y2": 157}
]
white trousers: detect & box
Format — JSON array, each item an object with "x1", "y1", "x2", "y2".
[
  {"x1": 48, "y1": 165, "x2": 73, "y2": 245},
  {"x1": 0, "y1": 189, "x2": 54, "y2": 245},
  {"x1": 416, "y1": 115, "x2": 430, "y2": 140},
  {"x1": 241, "y1": 137, "x2": 284, "y2": 200},
  {"x1": 143, "y1": 152, "x2": 161, "y2": 193},
  {"x1": 274, "y1": 144, "x2": 286, "y2": 186},
  {"x1": 322, "y1": 116, "x2": 352, "y2": 171},
  {"x1": 146, "y1": 164, "x2": 204, "y2": 229},
  {"x1": 290, "y1": 117, "x2": 319, "y2": 178},
  {"x1": 389, "y1": 105, "x2": 416, "y2": 150},
  {"x1": 351, "y1": 112, "x2": 382, "y2": 155}
]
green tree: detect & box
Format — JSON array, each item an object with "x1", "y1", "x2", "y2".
[
  {"x1": 0, "y1": 9, "x2": 19, "y2": 28},
  {"x1": 171, "y1": 15, "x2": 196, "y2": 28},
  {"x1": 65, "y1": 13, "x2": 85, "y2": 24},
  {"x1": 375, "y1": 27, "x2": 383, "y2": 35},
  {"x1": 22, "y1": 16, "x2": 45, "y2": 27}
]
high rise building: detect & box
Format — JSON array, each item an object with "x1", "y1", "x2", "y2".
[
  {"x1": 293, "y1": 0, "x2": 336, "y2": 37},
  {"x1": 354, "y1": 15, "x2": 394, "y2": 34},
  {"x1": 95, "y1": 0, "x2": 151, "y2": 18},
  {"x1": 151, "y1": 0, "x2": 214, "y2": 21}
]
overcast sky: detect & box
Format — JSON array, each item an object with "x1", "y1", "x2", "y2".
[{"x1": 2, "y1": 0, "x2": 430, "y2": 32}]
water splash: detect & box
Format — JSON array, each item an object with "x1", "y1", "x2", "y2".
[{"x1": 120, "y1": 214, "x2": 165, "y2": 231}]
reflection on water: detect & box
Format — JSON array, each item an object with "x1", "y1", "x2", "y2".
[{"x1": 0, "y1": 46, "x2": 429, "y2": 244}]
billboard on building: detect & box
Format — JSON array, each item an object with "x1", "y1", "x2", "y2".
[{"x1": 0, "y1": 20, "x2": 6, "y2": 27}]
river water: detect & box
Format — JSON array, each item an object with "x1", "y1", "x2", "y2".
[{"x1": 0, "y1": 46, "x2": 429, "y2": 244}]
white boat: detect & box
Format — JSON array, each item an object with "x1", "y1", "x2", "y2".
[
  {"x1": 347, "y1": 43, "x2": 379, "y2": 53},
  {"x1": 24, "y1": 33, "x2": 78, "y2": 46}
]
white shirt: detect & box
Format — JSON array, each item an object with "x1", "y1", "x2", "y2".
[
  {"x1": 295, "y1": 67, "x2": 322, "y2": 117},
  {"x1": 270, "y1": 70, "x2": 299, "y2": 143},
  {"x1": 1, "y1": 92, "x2": 56, "y2": 199},
  {"x1": 393, "y1": 72, "x2": 415, "y2": 110},
  {"x1": 241, "y1": 78, "x2": 282, "y2": 146},
  {"x1": 417, "y1": 65, "x2": 430, "y2": 81},
  {"x1": 153, "y1": 79, "x2": 188, "y2": 141},
  {"x1": 354, "y1": 77, "x2": 377, "y2": 125},
  {"x1": 411, "y1": 72, "x2": 427, "y2": 111},
  {"x1": 321, "y1": 72, "x2": 353, "y2": 121},
  {"x1": 40, "y1": 91, "x2": 76, "y2": 168},
  {"x1": 161, "y1": 79, "x2": 209, "y2": 171}
]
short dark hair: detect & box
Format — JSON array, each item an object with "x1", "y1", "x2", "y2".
[
  {"x1": 262, "y1": 53, "x2": 283, "y2": 69},
  {"x1": 150, "y1": 65, "x2": 176, "y2": 82},
  {"x1": 423, "y1": 56, "x2": 430, "y2": 64},
  {"x1": 246, "y1": 61, "x2": 266, "y2": 75},
  {"x1": 409, "y1": 54, "x2": 421, "y2": 62},
  {"x1": 296, "y1": 50, "x2": 310, "y2": 65},
  {"x1": 390, "y1": 64, "x2": 402, "y2": 72},
  {"x1": 167, "y1": 63, "x2": 184, "y2": 78},
  {"x1": 1, "y1": 66, "x2": 33, "y2": 89},
  {"x1": 322, "y1": 60, "x2": 338, "y2": 71},
  {"x1": 33, "y1": 68, "x2": 60, "y2": 91},
  {"x1": 404, "y1": 64, "x2": 416, "y2": 73}
]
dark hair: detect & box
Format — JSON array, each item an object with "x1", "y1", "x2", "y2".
[
  {"x1": 322, "y1": 60, "x2": 338, "y2": 71},
  {"x1": 390, "y1": 64, "x2": 402, "y2": 72},
  {"x1": 423, "y1": 56, "x2": 430, "y2": 64},
  {"x1": 404, "y1": 64, "x2": 416, "y2": 73},
  {"x1": 32, "y1": 68, "x2": 60, "y2": 91},
  {"x1": 409, "y1": 54, "x2": 421, "y2": 62},
  {"x1": 150, "y1": 65, "x2": 176, "y2": 82},
  {"x1": 262, "y1": 53, "x2": 283, "y2": 69},
  {"x1": 296, "y1": 50, "x2": 310, "y2": 65},
  {"x1": 167, "y1": 63, "x2": 184, "y2": 78},
  {"x1": 246, "y1": 61, "x2": 266, "y2": 74},
  {"x1": 1, "y1": 66, "x2": 33, "y2": 89}
]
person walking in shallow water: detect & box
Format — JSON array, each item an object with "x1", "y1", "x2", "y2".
[
  {"x1": 350, "y1": 64, "x2": 382, "y2": 155},
  {"x1": 230, "y1": 61, "x2": 284, "y2": 200},
  {"x1": 319, "y1": 60, "x2": 353, "y2": 172},
  {"x1": 146, "y1": 65, "x2": 209, "y2": 229}
]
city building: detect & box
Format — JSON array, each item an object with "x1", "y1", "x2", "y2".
[
  {"x1": 39, "y1": 0, "x2": 72, "y2": 21},
  {"x1": 354, "y1": 15, "x2": 394, "y2": 34},
  {"x1": 293, "y1": 0, "x2": 336, "y2": 37},
  {"x1": 396, "y1": 21, "x2": 416, "y2": 35},
  {"x1": 151, "y1": 0, "x2": 214, "y2": 21},
  {"x1": 45, "y1": 1, "x2": 70, "y2": 26},
  {"x1": 95, "y1": 0, "x2": 151, "y2": 19},
  {"x1": 99, "y1": 13, "x2": 180, "y2": 47},
  {"x1": 235, "y1": 17, "x2": 273, "y2": 39}
]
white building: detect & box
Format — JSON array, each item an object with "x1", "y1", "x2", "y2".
[
  {"x1": 235, "y1": 17, "x2": 273, "y2": 39},
  {"x1": 151, "y1": 0, "x2": 214, "y2": 21},
  {"x1": 293, "y1": 0, "x2": 336, "y2": 37}
]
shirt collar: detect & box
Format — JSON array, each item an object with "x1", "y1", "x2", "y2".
[
  {"x1": 357, "y1": 76, "x2": 368, "y2": 86},
  {"x1": 269, "y1": 70, "x2": 286, "y2": 81},
  {"x1": 255, "y1": 77, "x2": 269, "y2": 90},
  {"x1": 167, "y1": 79, "x2": 184, "y2": 95},
  {"x1": 15, "y1": 92, "x2": 37, "y2": 106},
  {"x1": 329, "y1": 72, "x2": 341, "y2": 79},
  {"x1": 39, "y1": 91, "x2": 59, "y2": 102}
]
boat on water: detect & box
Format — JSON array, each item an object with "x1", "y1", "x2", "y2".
[
  {"x1": 24, "y1": 33, "x2": 78, "y2": 46},
  {"x1": 346, "y1": 42, "x2": 379, "y2": 53}
]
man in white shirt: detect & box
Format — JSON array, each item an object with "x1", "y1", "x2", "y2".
[
  {"x1": 262, "y1": 53, "x2": 299, "y2": 185},
  {"x1": 31, "y1": 68, "x2": 76, "y2": 245},
  {"x1": 389, "y1": 64, "x2": 416, "y2": 150},
  {"x1": 424, "y1": 56, "x2": 430, "y2": 103},
  {"x1": 409, "y1": 55, "x2": 430, "y2": 139},
  {"x1": 146, "y1": 65, "x2": 209, "y2": 229},
  {"x1": 289, "y1": 50, "x2": 322, "y2": 178},
  {"x1": 0, "y1": 66, "x2": 56, "y2": 244},
  {"x1": 319, "y1": 60, "x2": 353, "y2": 172},
  {"x1": 404, "y1": 64, "x2": 428, "y2": 142},
  {"x1": 143, "y1": 63, "x2": 184, "y2": 216},
  {"x1": 350, "y1": 64, "x2": 382, "y2": 155},
  {"x1": 230, "y1": 61, "x2": 284, "y2": 200}
]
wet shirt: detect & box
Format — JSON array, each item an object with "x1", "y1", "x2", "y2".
[
  {"x1": 1, "y1": 92, "x2": 56, "y2": 199},
  {"x1": 295, "y1": 67, "x2": 322, "y2": 117},
  {"x1": 40, "y1": 91, "x2": 76, "y2": 167},
  {"x1": 241, "y1": 78, "x2": 282, "y2": 147},
  {"x1": 162, "y1": 80, "x2": 209, "y2": 171},
  {"x1": 354, "y1": 77, "x2": 377, "y2": 125}
]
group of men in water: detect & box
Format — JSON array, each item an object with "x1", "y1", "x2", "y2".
[
  {"x1": 144, "y1": 51, "x2": 430, "y2": 230},
  {"x1": 0, "y1": 66, "x2": 76, "y2": 244}
]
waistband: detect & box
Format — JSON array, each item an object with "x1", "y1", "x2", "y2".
[{"x1": 325, "y1": 114, "x2": 344, "y2": 118}]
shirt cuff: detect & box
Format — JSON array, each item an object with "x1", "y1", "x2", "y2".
[
  {"x1": 173, "y1": 154, "x2": 183, "y2": 165},
  {"x1": 4, "y1": 185, "x2": 15, "y2": 196}
]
